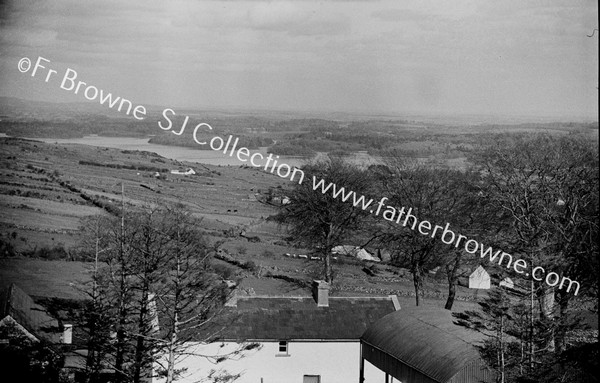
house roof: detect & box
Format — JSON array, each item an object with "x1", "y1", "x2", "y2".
[
  {"x1": 361, "y1": 306, "x2": 492, "y2": 383},
  {"x1": 0, "y1": 284, "x2": 60, "y2": 343},
  {"x1": 469, "y1": 265, "x2": 489, "y2": 279},
  {"x1": 207, "y1": 295, "x2": 398, "y2": 342}
]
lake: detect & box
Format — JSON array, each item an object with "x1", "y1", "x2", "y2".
[
  {"x1": 34, "y1": 136, "x2": 309, "y2": 168},
  {"x1": 33, "y1": 136, "x2": 382, "y2": 168}
]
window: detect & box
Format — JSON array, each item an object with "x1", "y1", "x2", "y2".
[
  {"x1": 303, "y1": 375, "x2": 321, "y2": 383},
  {"x1": 278, "y1": 340, "x2": 288, "y2": 354}
]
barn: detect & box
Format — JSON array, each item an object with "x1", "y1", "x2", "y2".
[{"x1": 360, "y1": 306, "x2": 494, "y2": 383}]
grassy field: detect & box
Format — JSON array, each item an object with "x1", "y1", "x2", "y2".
[{"x1": 0, "y1": 135, "x2": 584, "y2": 316}]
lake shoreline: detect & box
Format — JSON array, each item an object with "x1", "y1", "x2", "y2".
[{"x1": 28, "y1": 135, "x2": 311, "y2": 168}]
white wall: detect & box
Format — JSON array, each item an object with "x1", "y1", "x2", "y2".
[{"x1": 155, "y1": 341, "x2": 386, "y2": 383}]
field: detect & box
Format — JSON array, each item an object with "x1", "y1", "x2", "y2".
[
  {"x1": 0, "y1": 136, "x2": 485, "y2": 311},
  {"x1": 1, "y1": 109, "x2": 598, "y2": 313}
]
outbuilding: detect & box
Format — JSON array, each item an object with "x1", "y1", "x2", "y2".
[
  {"x1": 468, "y1": 265, "x2": 491, "y2": 289},
  {"x1": 360, "y1": 306, "x2": 494, "y2": 383}
]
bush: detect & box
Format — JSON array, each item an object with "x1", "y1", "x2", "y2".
[
  {"x1": 29, "y1": 245, "x2": 69, "y2": 260},
  {"x1": 0, "y1": 239, "x2": 17, "y2": 257},
  {"x1": 241, "y1": 260, "x2": 257, "y2": 272},
  {"x1": 213, "y1": 264, "x2": 236, "y2": 280}
]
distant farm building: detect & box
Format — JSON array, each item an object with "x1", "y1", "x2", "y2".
[
  {"x1": 499, "y1": 277, "x2": 514, "y2": 289},
  {"x1": 270, "y1": 195, "x2": 291, "y2": 206},
  {"x1": 360, "y1": 306, "x2": 494, "y2": 382},
  {"x1": 170, "y1": 168, "x2": 196, "y2": 175},
  {"x1": 332, "y1": 245, "x2": 381, "y2": 262},
  {"x1": 469, "y1": 265, "x2": 491, "y2": 289}
]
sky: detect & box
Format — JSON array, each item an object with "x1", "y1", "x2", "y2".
[{"x1": 0, "y1": 0, "x2": 598, "y2": 120}]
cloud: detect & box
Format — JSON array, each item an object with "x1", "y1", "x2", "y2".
[
  {"x1": 371, "y1": 8, "x2": 432, "y2": 22},
  {"x1": 0, "y1": 0, "x2": 596, "y2": 118},
  {"x1": 248, "y1": 1, "x2": 309, "y2": 29},
  {"x1": 246, "y1": 1, "x2": 349, "y2": 36}
]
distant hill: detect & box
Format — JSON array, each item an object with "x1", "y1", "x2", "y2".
[{"x1": 0, "y1": 96, "x2": 109, "y2": 117}]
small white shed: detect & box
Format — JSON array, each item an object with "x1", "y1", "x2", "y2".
[{"x1": 469, "y1": 265, "x2": 491, "y2": 289}]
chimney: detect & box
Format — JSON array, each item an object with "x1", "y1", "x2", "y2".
[
  {"x1": 312, "y1": 280, "x2": 330, "y2": 307},
  {"x1": 62, "y1": 324, "x2": 73, "y2": 344}
]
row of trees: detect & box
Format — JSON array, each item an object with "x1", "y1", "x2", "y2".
[
  {"x1": 275, "y1": 133, "x2": 598, "y2": 382},
  {"x1": 76, "y1": 204, "x2": 252, "y2": 383},
  {"x1": 457, "y1": 134, "x2": 599, "y2": 382},
  {"x1": 274, "y1": 150, "x2": 493, "y2": 309}
]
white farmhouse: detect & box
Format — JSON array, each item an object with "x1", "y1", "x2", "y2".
[
  {"x1": 155, "y1": 281, "x2": 399, "y2": 383},
  {"x1": 170, "y1": 168, "x2": 196, "y2": 175},
  {"x1": 469, "y1": 265, "x2": 491, "y2": 289}
]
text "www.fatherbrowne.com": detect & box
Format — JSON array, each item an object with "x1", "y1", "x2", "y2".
[{"x1": 17, "y1": 55, "x2": 582, "y2": 295}]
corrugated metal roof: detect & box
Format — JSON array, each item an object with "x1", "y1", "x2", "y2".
[{"x1": 361, "y1": 306, "x2": 492, "y2": 383}]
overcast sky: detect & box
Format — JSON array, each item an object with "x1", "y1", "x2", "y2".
[{"x1": 0, "y1": 0, "x2": 598, "y2": 120}]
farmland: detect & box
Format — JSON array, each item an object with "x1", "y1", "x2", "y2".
[
  {"x1": 0, "y1": 135, "x2": 484, "y2": 310},
  {"x1": 0, "y1": 101, "x2": 598, "y2": 312}
]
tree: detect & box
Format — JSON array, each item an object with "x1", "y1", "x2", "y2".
[
  {"x1": 375, "y1": 157, "x2": 480, "y2": 307},
  {"x1": 274, "y1": 157, "x2": 373, "y2": 283},
  {"x1": 78, "y1": 215, "x2": 118, "y2": 383},
  {"x1": 454, "y1": 286, "x2": 516, "y2": 383},
  {"x1": 78, "y1": 203, "x2": 252, "y2": 383},
  {"x1": 467, "y1": 133, "x2": 599, "y2": 381},
  {"x1": 127, "y1": 207, "x2": 173, "y2": 383},
  {"x1": 152, "y1": 204, "x2": 238, "y2": 383}
]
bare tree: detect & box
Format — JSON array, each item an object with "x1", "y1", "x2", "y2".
[
  {"x1": 153, "y1": 204, "x2": 251, "y2": 383},
  {"x1": 376, "y1": 156, "x2": 479, "y2": 307},
  {"x1": 274, "y1": 157, "x2": 373, "y2": 283},
  {"x1": 471, "y1": 133, "x2": 599, "y2": 380},
  {"x1": 80, "y1": 203, "x2": 255, "y2": 383},
  {"x1": 77, "y1": 215, "x2": 118, "y2": 383}
]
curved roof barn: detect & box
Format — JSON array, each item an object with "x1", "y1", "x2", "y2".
[{"x1": 360, "y1": 306, "x2": 494, "y2": 383}]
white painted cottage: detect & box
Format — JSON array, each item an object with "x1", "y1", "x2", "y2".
[
  {"x1": 468, "y1": 265, "x2": 491, "y2": 289},
  {"x1": 170, "y1": 168, "x2": 196, "y2": 175},
  {"x1": 154, "y1": 281, "x2": 399, "y2": 383}
]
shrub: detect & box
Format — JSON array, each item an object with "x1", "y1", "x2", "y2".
[
  {"x1": 213, "y1": 264, "x2": 236, "y2": 280},
  {"x1": 0, "y1": 239, "x2": 17, "y2": 257},
  {"x1": 31, "y1": 245, "x2": 68, "y2": 260},
  {"x1": 241, "y1": 260, "x2": 257, "y2": 272}
]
